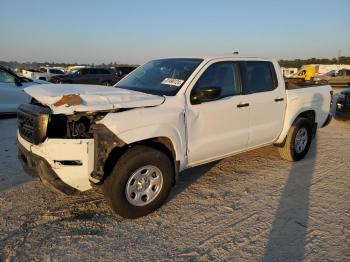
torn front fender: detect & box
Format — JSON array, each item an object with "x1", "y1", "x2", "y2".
[{"x1": 89, "y1": 124, "x2": 126, "y2": 183}]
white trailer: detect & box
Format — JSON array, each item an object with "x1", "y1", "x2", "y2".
[{"x1": 281, "y1": 67, "x2": 298, "y2": 78}]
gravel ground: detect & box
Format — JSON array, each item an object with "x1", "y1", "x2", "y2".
[{"x1": 0, "y1": 94, "x2": 349, "y2": 261}]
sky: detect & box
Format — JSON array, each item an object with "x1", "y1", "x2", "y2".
[{"x1": 1, "y1": 0, "x2": 349, "y2": 64}]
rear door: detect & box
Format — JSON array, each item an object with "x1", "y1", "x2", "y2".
[
  {"x1": 334, "y1": 70, "x2": 350, "y2": 85},
  {"x1": 74, "y1": 68, "x2": 91, "y2": 84},
  {"x1": 96, "y1": 68, "x2": 113, "y2": 85},
  {"x1": 88, "y1": 68, "x2": 101, "y2": 84},
  {"x1": 241, "y1": 61, "x2": 286, "y2": 148}
]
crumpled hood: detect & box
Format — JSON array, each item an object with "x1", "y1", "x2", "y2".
[{"x1": 24, "y1": 84, "x2": 165, "y2": 114}]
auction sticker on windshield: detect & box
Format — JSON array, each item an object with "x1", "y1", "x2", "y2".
[{"x1": 161, "y1": 78, "x2": 184, "y2": 87}]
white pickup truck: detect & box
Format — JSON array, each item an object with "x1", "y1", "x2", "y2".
[
  {"x1": 22, "y1": 67, "x2": 64, "y2": 81},
  {"x1": 17, "y1": 56, "x2": 332, "y2": 218}
]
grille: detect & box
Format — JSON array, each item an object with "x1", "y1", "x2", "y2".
[{"x1": 17, "y1": 104, "x2": 51, "y2": 145}]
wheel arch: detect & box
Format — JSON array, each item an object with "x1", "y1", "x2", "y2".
[
  {"x1": 275, "y1": 109, "x2": 316, "y2": 146},
  {"x1": 102, "y1": 136, "x2": 180, "y2": 185}
]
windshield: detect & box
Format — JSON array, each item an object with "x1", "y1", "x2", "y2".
[{"x1": 115, "y1": 58, "x2": 203, "y2": 96}]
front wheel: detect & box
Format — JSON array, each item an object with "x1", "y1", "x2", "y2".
[
  {"x1": 277, "y1": 117, "x2": 313, "y2": 161},
  {"x1": 103, "y1": 146, "x2": 174, "y2": 218}
]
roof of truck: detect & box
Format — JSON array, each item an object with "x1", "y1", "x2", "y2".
[{"x1": 154, "y1": 56, "x2": 275, "y2": 62}]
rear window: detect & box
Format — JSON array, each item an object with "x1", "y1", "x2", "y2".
[
  {"x1": 49, "y1": 69, "x2": 64, "y2": 74},
  {"x1": 243, "y1": 62, "x2": 278, "y2": 94}
]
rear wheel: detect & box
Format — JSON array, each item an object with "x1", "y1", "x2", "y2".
[
  {"x1": 103, "y1": 146, "x2": 174, "y2": 218},
  {"x1": 278, "y1": 117, "x2": 313, "y2": 161},
  {"x1": 101, "y1": 81, "x2": 111, "y2": 86}
]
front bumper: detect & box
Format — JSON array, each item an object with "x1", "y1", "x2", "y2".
[
  {"x1": 17, "y1": 132, "x2": 94, "y2": 193},
  {"x1": 18, "y1": 140, "x2": 78, "y2": 195}
]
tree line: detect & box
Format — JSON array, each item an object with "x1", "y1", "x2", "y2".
[
  {"x1": 0, "y1": 61, "x2": 138, "y2": 70},
  {"x1": 279, "y1": 56, "x2": 350, "y2": 68},
  {"x1": 1, "y1": 57, "x2": 350, "y2": 70}
]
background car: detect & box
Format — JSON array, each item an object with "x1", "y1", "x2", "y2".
[
  {"x1": 22, "y1": 67, "x2": 64, "y2": 81},
  {"x1": 0, "y1": 66, "x2": 48, "y2": 115},
  {"x1": 50, "y1": 67, "x2": 117, "y2": 86},
  {"x1": 316, "y1": 69, "x2": 350, "y2": 87},
  {"x1": 114, "y1": 66, "x2": 137, "y2": 81},
  {"x1": 334, "y1": 87, "x2": 350, "y2": 120}
]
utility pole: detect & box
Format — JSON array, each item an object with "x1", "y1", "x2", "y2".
[{"x1": 337, "y1": 49, "x2": 341, "y2": 64}]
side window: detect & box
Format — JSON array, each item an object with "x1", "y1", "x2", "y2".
[
  {"x1": 97, "y1": 69, "x2": 111, "y2": 74},
  {"x1": 80, "y1": 68, "x2": 90, "y2": 75},
  {"x1": 0, "y1": 70, "x2": 15, "y2": 83},
  {"x1": 192, "y1": 62, "x2": 241, "y2": 101},
  {"x1": 346, "y1": 70, "x2": 350, "y2": 76},
  {"x1": 243, "y1": 62, "x2": 277, "y2": 94},
  {"x1": 298, "y1": 70, "x2": 306, "y2": 76}
]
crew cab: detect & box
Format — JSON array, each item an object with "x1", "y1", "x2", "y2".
[{"x1": 17, "y1": 56, "x2": 332, "y2": 218}]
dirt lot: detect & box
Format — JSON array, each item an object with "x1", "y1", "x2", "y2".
[{"x1": 0, "y1": 103, "x2": 350, "y2": 261}]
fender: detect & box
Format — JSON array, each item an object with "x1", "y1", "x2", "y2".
[
  {"x1": 275, "y1": 107, "x2": 315, "y2": 144},
  {"x1": 98, "y1": 105, "x2": 187, "y2": 170}
]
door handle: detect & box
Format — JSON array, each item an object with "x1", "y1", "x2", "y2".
[
  {"x1": 237, "y1": 103, "x2": 250, "y2": 108},
  {"x1": 274, "y1": 98, "x2": 284, "y2": 102}
]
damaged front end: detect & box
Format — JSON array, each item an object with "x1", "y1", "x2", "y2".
[
  {"x1": 20, "y1": 96, "x2": 116, "y2": 142},
  {"x1": 89, "y1": 124, "x2": 125, "y2": 184},
  {"x1": 17, "y1": 97, "x2": 122, "y2": 193},
  {"x1": 17, "y1": 87, "x2": 165, "y2": 192}
]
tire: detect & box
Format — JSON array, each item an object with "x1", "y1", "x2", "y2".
[
  {"x1": 59, "y1": 80, "x2": 71, "y2": 84},
  {"x1": 101, "y1": 81, "x2": 111, "y2": 86},
  {"x1": 278, "y1": 117, "x2": 313, "y2": 161},
  {"x1": 103, "y1": 145, "x2": 174, "y2": 218}
]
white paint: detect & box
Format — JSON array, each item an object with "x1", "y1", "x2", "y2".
[
  {"x1": 17, "y1": 56, "x2": 332, "y2": 192},
  {"x1": 18, "y1": 132, "x2": 94, "y2": 191},
  {"x1": 22, "y1": 67, "x2": 64, "y2": 81},
  {"x1": 25, "y1": 84, "x2": 165, "y2": 114}
]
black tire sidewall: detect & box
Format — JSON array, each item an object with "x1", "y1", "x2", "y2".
[
  {"x1": 102, "y1": 81, "x2": 111, "y2": 86},
  {"x1": 104, "y1": 146, "x2": 174, "y2": 218},
  {"x1": 291, "y1": 118, "x2": 312, "y2": 161}
]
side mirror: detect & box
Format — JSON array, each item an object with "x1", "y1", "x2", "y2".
[
  {"x1": 15, "y1": 78, "x2": 22, "y2": 87},
  {"x1": 191, "y1": 86, "x2": 222, "y2": 104}
]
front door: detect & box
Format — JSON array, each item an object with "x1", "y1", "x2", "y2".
[{"x1": 186, "y1": 61, "x2": 250, "y2": 166}]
